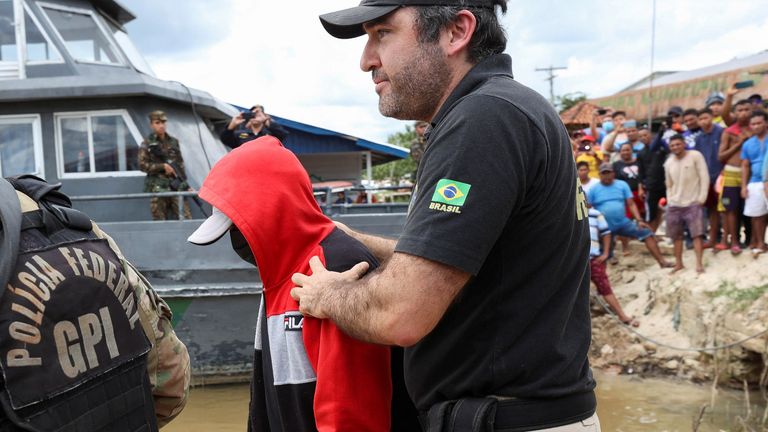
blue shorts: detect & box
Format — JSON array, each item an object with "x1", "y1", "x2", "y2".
[{"x1": 611, "y1": 220, "x2": 654, "y2": 241}]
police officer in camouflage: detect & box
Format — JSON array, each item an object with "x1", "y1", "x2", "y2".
[
  {"x1": 0, "y1": 175, "x2": 190, "y2": 431},
  {"x1": 138, "y1": 111, "x2": 192, "y2": 220}
]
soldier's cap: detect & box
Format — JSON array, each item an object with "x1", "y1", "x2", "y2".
[
  {"x1": 187, "y1": 207, "x2": 233, "y2": 245},
  {"x1": 148, "y1": 110, "x2": 167, "y2": 122},
  {"x1": 320, "y1": 0, "x2": 496, "y2": 39}
]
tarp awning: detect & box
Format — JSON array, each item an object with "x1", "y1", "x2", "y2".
[{"x1": 229, "y1": 107, "x2": 408, "y2": 165}]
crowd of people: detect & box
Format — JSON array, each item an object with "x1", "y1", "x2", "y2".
[{"x1": 574, "y1": 85, "x2": 768, "y2": 322}]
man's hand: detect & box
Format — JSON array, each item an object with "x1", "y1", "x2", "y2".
[
  {"x1": 727, "y1": 83, "x2": 740, "y2": 98},
  {"x1": 637, "y1": 220, "x2": 651, "y2": 230},
  {"x1": 227, "y1": 114, "x2": 246, "y2": 130},
  {"x1": 290, "y1": 256, "x2": 370, "y2": 319},
  {"x1": 595, "y1": 253, "x2": 609, "y2": 264},
  {"x1": 741, "y1": 186, "x2": 748, "y2": 199},
  {"x1": 163, "y1": 163, "x2": 176, "y2": 176}
]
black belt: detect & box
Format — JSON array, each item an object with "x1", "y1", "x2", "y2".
[{"x1": 419, "y1": 391, "x2": 596, "y2": 432}]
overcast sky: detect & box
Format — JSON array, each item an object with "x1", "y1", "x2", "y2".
[{"x1": 124, "y1": 1, "x2": 768, "y2": 143}]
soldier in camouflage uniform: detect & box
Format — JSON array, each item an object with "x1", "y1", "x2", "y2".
[
  {"x1": 410, "y1": 121, "x2": 429, "y2": 181},
  {"x1": 0, "y1": 176, "x2": 190, "y2": 430},
  {"x1": 138, "y1": 111, "x2": 192, "y2": 220}
]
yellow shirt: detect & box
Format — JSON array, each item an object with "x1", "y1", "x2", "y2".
[{"x1": 576, "y1": 150, "x2": 605, "y2": 179}]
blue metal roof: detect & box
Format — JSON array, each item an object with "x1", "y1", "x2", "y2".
[{"x1": 230, "y1": 106, "x2": 408, "y2": 163}]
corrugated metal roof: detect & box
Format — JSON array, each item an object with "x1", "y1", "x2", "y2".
[
  {"x1": 626, "y1": 50, "x2": 768, "y2": 91},
  {"x1": 230, "y1": 107, "x2": 409, "y2": 164}
]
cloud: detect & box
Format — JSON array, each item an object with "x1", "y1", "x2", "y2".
[
  {"x1": 123, "y1": 0, "x2": 235, "y2": 58},
  {"x1": 124, "y1": 1, "x2": 767, "y2": 142}
]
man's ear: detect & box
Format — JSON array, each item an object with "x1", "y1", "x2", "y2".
[{"x1": 442, "y1": 10, "x2": 477, "y2": 58}]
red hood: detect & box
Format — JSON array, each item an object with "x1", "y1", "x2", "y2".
[{"x1": 198, "y1": 136, "x2": 335, "y2": 287}]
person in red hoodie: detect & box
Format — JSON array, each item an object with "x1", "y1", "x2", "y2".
[{"x1": 187, "y1": 136, "x2": 406, "y2": 431}]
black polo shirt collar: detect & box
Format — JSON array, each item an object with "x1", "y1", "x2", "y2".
[{"x1": 430, "y1": 54, "x2": 514, "y2": 129}]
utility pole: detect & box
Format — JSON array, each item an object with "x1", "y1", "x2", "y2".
[{"x1": 536, "y1": 65, "x2": 567, "y2": 105}]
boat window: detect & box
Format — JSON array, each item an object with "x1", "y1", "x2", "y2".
[
  {"x1": 24, "y1": 4, "x2": 60, "y2": 62},
  {"x1": 57, "y1": 111, "x2": 142, "y2": 177},
  {"x1": 0, "y1": 115, "x2": 43, "y2": 177},
  {"x1": 41, "y1": 4, "x2": 121, "y2": 65},
  {"x1": 108, "y1": 23, "x2": 154, "y2": 76},
  {"x1": 0, "y1": 0, "x2": 18, "y2": 62}
]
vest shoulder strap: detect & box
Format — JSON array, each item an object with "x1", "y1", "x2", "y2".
[{"x1": 0, "y1": 178, "x2": 21, "y2": 300}]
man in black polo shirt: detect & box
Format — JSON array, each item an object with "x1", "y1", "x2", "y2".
[{"x1": 291, "y1": 1, "x2": 598, "y2": 430}]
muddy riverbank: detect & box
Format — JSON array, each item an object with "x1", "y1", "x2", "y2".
[
  {"x1": 589, "y1": 241, "x2": 768, "y2": 391},
  {"x1": 163, "y1": 370, "x2": 766, "y2": 431}
]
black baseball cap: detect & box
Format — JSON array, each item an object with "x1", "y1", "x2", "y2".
[
  {"x1": 320, "y1": 0, "x2": 496, "y2": 39},
  {"x1": 667, "y1": 106, "x2": 683, "y2": 116}
]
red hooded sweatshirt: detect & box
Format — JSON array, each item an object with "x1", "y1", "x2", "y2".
[{"x1": 198, "y1": 136, "x2": 391, "y2": 431}]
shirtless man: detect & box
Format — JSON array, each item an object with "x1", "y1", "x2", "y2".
[{"x1": 717, "y1": 99, "x2": 754, "y2": 254}]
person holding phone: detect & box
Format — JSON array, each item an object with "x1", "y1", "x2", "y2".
[{"x1": 220, "y1": 104, "x2": 288, "y2": 149}]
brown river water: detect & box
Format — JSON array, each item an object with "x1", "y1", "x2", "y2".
[{"x1": 164, "y1": 371, "x2": 766, "y2": 431}]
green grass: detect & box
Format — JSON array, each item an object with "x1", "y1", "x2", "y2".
[{"x1": 707, "y1": 281, "x2": 768, "y2": 306}]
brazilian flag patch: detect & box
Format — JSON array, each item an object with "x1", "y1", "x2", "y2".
[{"x1": 431, "y1": 179, "x2": 471, "y2": 206}]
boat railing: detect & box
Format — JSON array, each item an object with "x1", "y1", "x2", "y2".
[
  {"x1": 69, "y1": 186, "x2": 414, "y2": 222},
  {"x1": 70, "y1": 191, "x2": 206, "y2": 221},
  {"x1": 313, "y1": 185, "x2": 413, "y2": 215}
]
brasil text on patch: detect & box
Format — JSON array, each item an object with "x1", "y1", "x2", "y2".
[{"x1": 429, "y1": 179, "x2": 471, "y2": 213}]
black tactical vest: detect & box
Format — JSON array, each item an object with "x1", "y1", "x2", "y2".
[{"x1": 0, "y1": 175, "x2": 157, "y2": 432}]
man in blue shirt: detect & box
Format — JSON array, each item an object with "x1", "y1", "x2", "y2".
[
  {"x1": 741, "y1": 111, "x2": 768, "y2": 255},
  {"x1": 587, "y1": 163, "x2": 673, "y2": 268},
  {"x1": 695, "y1": 108, "x2": 724, "y2": 249}
]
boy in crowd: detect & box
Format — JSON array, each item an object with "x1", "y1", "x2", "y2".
[
  {"x1": 718, "y1": 100, "x2": 754, "y2": 254},
  {"x1": 682, "y1": 108, "x2": 702, "y2": 149},
  {"x1": 578, "y1": 160, "x2": 600, "y2": 194},
  {"x1": 576, "y1": 135, "x2": 604, "y2": 179},
  {"x1": 664, "y1": 135, "x2": 709, "y2": 273},
  {"x1": 588, "y1": 207, "x2": 639, "y2": 327},
  {"x1": 741, "y1": 111, "x2": 768, "y2": 256},
  {"x1": 695, "y1": 108, "x2": 725, "y2": 250}
]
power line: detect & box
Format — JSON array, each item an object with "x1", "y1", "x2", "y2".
[{"x1": 535, "y1": 65, "x2": 567, "y2": 105}]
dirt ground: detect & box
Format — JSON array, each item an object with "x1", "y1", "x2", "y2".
[{"x1": 588, "y1": 238, "x2": 768, "y2": 387}]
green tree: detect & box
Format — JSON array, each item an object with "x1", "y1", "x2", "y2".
[
  {"x1": 370, "y1": 124, "x2": 417, "y2": 182},
  {"x1": 557, "y1": 91, "x2": 588, "y2": 113}
]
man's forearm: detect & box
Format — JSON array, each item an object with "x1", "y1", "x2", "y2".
[
  {"x1": 602, "y1": 131, "x2": 618, "y2": 153},
  {"x1": 299, "y1": 253, "x2": 469, "y2": 347}
]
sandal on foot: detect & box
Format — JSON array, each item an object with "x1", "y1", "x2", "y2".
[
  {"x1": 731, "y1": 246, "x2": 742, "y2": 255},
  {"x1": 713, "y1": 243, "x2": 728, "y2": 253}
]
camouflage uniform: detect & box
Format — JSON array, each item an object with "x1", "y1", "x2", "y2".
[
  {"x1": 14, "y1": 191, "x2": 191, "y2": 428},
  {"x1": 410, "y1": 121, "x2": 430, "y2": 181},
  {"x1": 410, "y1": 135, "x2": 427, "y2": 165},
  {"x1": 138, "y1": 132, "x2": 192, "y2": 220}
]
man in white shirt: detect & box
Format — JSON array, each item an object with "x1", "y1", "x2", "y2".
[{"x1": 664, "y1": 134, "x2": 710, "y2": 273}]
